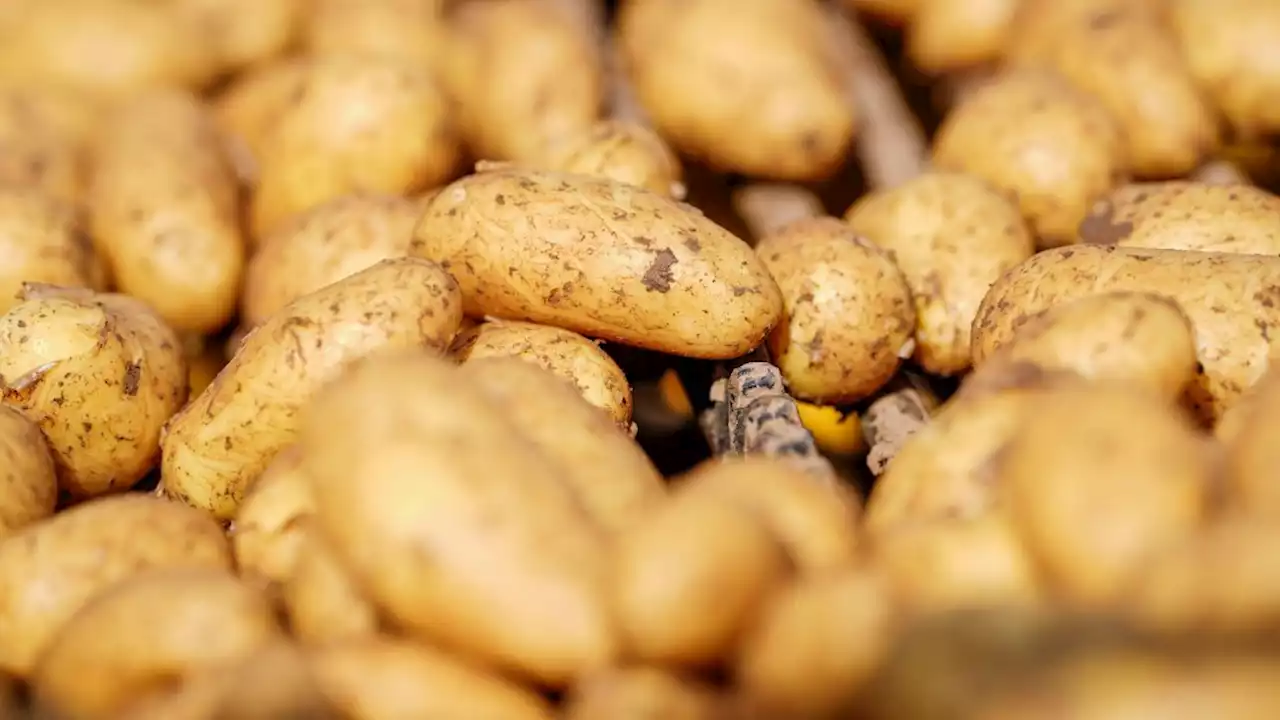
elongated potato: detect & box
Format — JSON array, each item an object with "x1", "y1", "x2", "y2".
[
  {"x1": 283, "y1": 533, "x2": 379, "y2": 645},
  {"x1": 0, "y1": 286, "x2": 188, "y2": 498},
  {"x1": 844, "y1": 172, "x2": 1034, "y2": 375},
  {"x1": 544, "y1": 119, "x2": 685, "y2": 198},
  {"x1": 564, "y1": 667, "x2": 718, "y2": 720},
  {"x1": 453, "y1": 319, "x2": 633, "y2": 427},
  {"x1": 230, "y1": 447, "x2": 314, "y2": 587},
  {"x1": 304, "y1": 0, "x2": 441, "y2": 71},
  {"x1": 300, "y1": 352, "x2": 614, "y2": 685},
  {"x1": 161, "y1": 257, "x2": 462, "y2": 521},
  {"x1": 0, "y1": 407, "x2": 56, "y2": 537},
  {"x1": 411, "y1": 167, "x2": 782, "y2": 358},
  {"x1": 972, "y1": 245, "x2": 1280, "y2": 423},
  {"x1": 0, "y1": 86, "x2": 91, "y2": 206},
  {"x1": 1172, "y1": 0, "x2": 1280, "y2": 139},
  {"x1": 0, "y1": 189, "x2": 103, "y2": 315},
  {"x1": 0, "y1": 495, "x2": 230, "y2": 677},
  {"x1": 89, "y1": 90, "x2": 244, "y2": 334},
  {"x1": 1079, "y1": 181, "x2": 1280, "y2": 254}
]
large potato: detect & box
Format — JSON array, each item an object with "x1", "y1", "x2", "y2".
[
  {"x1": 1172, "y1": 0, "x2": 1280, "y2": 139},
  {"x1": 0, "y1": 86, "x2": 92, "y2": 206},
  {"x1": 1079, "y1": 181, "x2": 1280, "y2": 254},
  {"x1": 411, "y1": 167, "x2": 782, "y2": 358},
  {"x1": 300, "y1": 352, "x2": 614, "y2": 685},
  {"x1": 0, "y1": 495, "x2": 230, "y2": 676},
  {"x1": 162, "y1": 257, "x2": 462, "y2": 521},
  {"x1": 844, "y1": 172, "x2": 1034, "y2": 375},
  {"x1": 618, "y1": 0, "x2": 855, "y2": 181},
  {"x1": 283, "y1": 532, "x2": 379, "y2": 645},
  {"x1": 0, "y1": 188, "x2": 104, "y2": 315},
  {"x1": 304, "y1": 0, "x2": 441, "y2": 71},
  {"x1": 544, "y1": 119, "x2": 685, "y2": 198},
  {"x1": 0, "y1": 406, "x2": 56, "y2": 537},
  {"x1": 0, "y1": 286, "x2": 188, "y2": 498},
  {"x1": 564, "y1": 667, "x2": 718, "y2": 720},
  {"x1": 230, "y1": 447, "x2": 313, "y2": 587},
  {"x1": 908, "y1": 0, "x2": 1019, "y2": 74}
]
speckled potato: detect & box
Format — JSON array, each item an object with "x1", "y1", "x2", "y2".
[
  {"x1": 242, "y1": 194, "x2": 419, "y2": 328},
  {"x1": 618, "y1": 0, "x2": 856, "y2": 181},
  {"x1": 845, "y1": 172, "x2": 1034, "y2": 375},
  {"x1": 1079, "y1": 181, "x2": 1280, "y2": 254},
  {"x1": 0, "y1": 188, "x2": 104, "y2": 315},
  {"x1": 88, "y1": 90, "x2": 244, "y2": 334},
  {"x1": 0, "y1": 86, "x2": 92, "y2": 206},
  {"x1": 212, "y1": 58, "x2": 308, "y2": 186},
  {"x1": 452, "y1": 319, "x2": 633, "y2": 427},
  {"x1": 972, "y1": 245, "x2": 1280, "y2": 423},
  {"x1": 33, "y1": 569, "x2": 282, "y2": 719},
  {"x1": 231, "y1": 447, "x2": 314, "y2": 587},
  {"x1": 908, "y1": 0, "x2": 1019, "y2": 74},
  {"x1": 1172, "y1": 0, "x2": 1280, "y2": 139},
  {"x1": 303, "y1": 0, "x2": 441, "y2": 71},
  {"x1": 0, "y1": 286, "x2": 188, "y2": 498},
  {"x1": 300, "y1": 352, "x2": 614, "y2": 685},
  {"x1": 162, "y1": 257, "x2": 462, "y2": 521},
  {"x1": 283, "y1": 532, "x2": 379, "y2": 645},
  {"x1": 564, "y1": 667, "x2": 718, "y2": 720},
  {"x1": 544, "y1": 120, "x2": 685, "y2": 198},
  {"x1": 0, "y1": 407, "x2": 56, "y2": 537},
  {"x1": 932, "y1": 69, "x2": 1126, "y2": 246},
  {"x1": 0, "y1": 495, "x2": 230, "y2": 677},
  {"x1": 411, "y1": 167, "x2": 782, "y2": 358},
  {"x1": 168, "y1": 0, "x2": 301, "y2": 72}
]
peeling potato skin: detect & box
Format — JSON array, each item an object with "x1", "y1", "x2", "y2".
[
  {"x1": 544, "y1": 120, "x2": 686, "y2": 199},
  {"x1": 0, "y1": 86, "x2": 92, "y2": 208},
  {"x1": 0, "y1": 406, "x2": 56, "y2": 538},
  {"x1": 0, "y1": 288, "x2": 189, "y2": 499},
  {"x1": 756, "y1": 217, "x2": 915, "y2": 403},
  {"x1": 1172, "y1": 0, "x2": 1280, "y2": 139},
  {"x1": 411, "y1": 167, "x2": 782, "y2": 358},
  {"x1": 452, "y1": 319, "x2": 633, "y2": 427},
  {"x1": 0, "y1": 495, "x2": 231, "y2": 678},
  {"x1": 230, "y1": 446, "x2": 314, "y2": 588},
  {"x1": 971, "y1": 245, "x2": 1280, "y2": 424},
  {"x1": 845, "y1": 172, "x2": 1034, "y2": 376},
  {"x1": 161, "y1": 257, "x2": 463, "y2": 521},
  {"x1": 1079, "y1": 181, "x2": 1280, "y2": 255},
  {"x1": 282, "y1": 532, "x2": 379, "y2": 645},
  {"x1": 0, "y1": 189, "x2": 104, "y2": 316}
]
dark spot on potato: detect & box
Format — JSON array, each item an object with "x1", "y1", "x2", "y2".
[
  {"x1": 1256, "y1": 319, "x2": 1272, "y2": 342},
  {"x1": 1255, "y1": 286, "x2": 1280, "y2": 309},
  {"x1": 1078, "y1": 201, "x2": 1134, "y2": 246},
  {"x1": 634, "y1": 235, "x2": 655, "y2": 247},
  {"x1": 495, "y1": 194, "x2": 506, "y2": 206},
  {"x1": 641, "y1": 249, "x2": 678, "y2": 293},
  {"x1": 682, "y1": 235, "x2": 701, "y2": 252},
  {"x1": 123, "y1": 361, "x2": 142, "y2": 396}
]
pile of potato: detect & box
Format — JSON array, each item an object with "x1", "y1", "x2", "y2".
[{"x1": 1, "y1": 0, "x2": 1280, "y2": 718}]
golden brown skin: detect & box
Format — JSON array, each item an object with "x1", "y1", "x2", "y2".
[
  {"x1": 167, "y1": 0, "x2": 301, "y2": 73},
  {"x1": 1223, "y1": 367, "x2": 1280, "y2": 517},
  {"x1": 0, "y1": 188, "x2": 103, "y2": 315},
  {"x1": 564, "y1": 667, "x2": 718, "y2": 720},
  {"x1": 230, "y1": 447, "x2": 313, "y2": 588},
  {"x1": 212, "y1": 58, "x2": 309, "y2": 187},
  {"x1": 843, "y1": 0, "x2": 920, "y2": 23},
  {"x1": 0, "y1": 407, "x2": 56, "y2": 538},
  {"x1": 543, "y1": 120, "x2": 686, "y2": 198},
  {"x1": 283, "y1": 533, "x2": 380, "y2": 645},
  {"x1": 1079, "y1": 181, "x2": 1280, "y2": 254},
  {"x1": 0, "y1": 86, "x2": 92, "y2": 207},
  {"x1": 908, "y1": 0, "x2": 1019, "y2": 73},
  {"x1": 411, "y1": 167, "x2": 783, "y2": 358},
  {"x1": 1172, "y1": 0, "x2": 1280, "y2": 139},
  {"x1": 304, "y1": 0, "x2": 442, "y2": 72}
]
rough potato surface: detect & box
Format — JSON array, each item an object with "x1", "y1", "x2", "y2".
[
  {"x1": 1079, "y1": 181, "x2": 1280, "y2": 255},
  {"x1": 0, "y1": 407, "x2": 56, "y2": 537},
  {"x1": 0, "y1": 189, "x2": 103, "y2": 315}
]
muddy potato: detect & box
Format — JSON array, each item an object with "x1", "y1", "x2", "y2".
[
  {"x1": 453, "y1": 319, "x2": 633, "y2": 427},
  {"x1": 544, "y1": 120, "x2": 686, "y2": 198},
  {"x1": 619, "y1": 0, "x2": 856, "y2": 181},
  {"x1": 1172, "y1": 0, "x2": 1280, "y2": 139},
  {"x1": 231, "y1": 447, "x2": 313, "y2": 587},
  {"x1": 932, "y1": 69, "x2": 1126, "y2": 246},
  {"x1": 0, "y1": 407, "x2": 56, "y2": 537},
  {"x1": 908, "y1": 0, "x2": 1019, "y2": 74},
  {"x1": 169, "y1": 0, "x2": 302, "y2": 72},
  {"x1": 411, "y1": 167, "x2": 782, "y2": 358},
  {"x1": 564, "y1": 667, "x2": 718, "y2": 720},
  {"x1": 845, "y1": 172, "x2": 1034, "y2": 375},
  {"x1": 0, "y1": 86, "x2": 92, "y2": 206},
  {"x1": 972, "y1": 245, "x2": 1280, "y2": 423},
  {"x1": 0, "y1": 287, "x2": 188, "y2": 498},
  {"x1": 304, "y1": 0, "x2": 441, "y2": 72},
  {"x1": 300, "y1": 352, "x2": 614, "y2": 684},
  {"x1": 162, "y1": 257, "x2": 462, "y2": 521},
  {"x1": 283, "y1": 532, "x2": 379, "y2": 645},
  {"x1": 0, "y1": 189, "x2": 104, "y2": 315},
  {"x1": 0, "y1": 495, "x2": 230, "y2": 677},
  {"x1": 212, "y1": 58, "x2": 308, "y2": 186},
  {"x1": 1079, "y1": 181, "x2": 1280, "y2": 254}
]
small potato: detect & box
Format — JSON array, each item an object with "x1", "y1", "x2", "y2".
[
  {"x1": 212, "y1": 58, "x2": 308, "y2": 185},
  {"x1": 33, "y1": 569, "x2": 282, "y2": 720},
  {"x1": 453, "y1": 319, "x2": 633, "y2": 427},
  {"x1": 1172, "y1": 0, "x2": 1280, "y2": 139},
  {"x1": 756, "y1": 217, "x2": 914, "y2": 402},
  {"x1": 169, "y1": 0, "x2": 302, "y2": 72},
  {"x1": 411, "y1": 167, "x2": 783, "y2": 358},
  {"x1": 0, "y1": 286, "x2": 188, "y2": 498},
  {"x1": 619, "y1": 0, "x2": 856, "y2": 181},
  {"x1": 0, "y1": 188, "x2": 104, "y2": 315},
  {"x1": 231, "y1": 447, "x2": 313, "y2": 587},
  {"x1": 0, "y1": 86, "x2": 92, "y2": 206},
  {"x1": 844, "y1": 172, "x2": 1034, "y2": 375},
  {"x1": 972, "y1": 245, "x2": 1280, "y2": 423},
  {"x1": 88, "y1": 90, "x2": 245, "y2": 334},
  {"x1": 543, "y1": 119, "x2": 685, "y2": 198},
  {"x1": 162, "y1": 257, "x2": 462, "y2": 521},
  {"x1": 0, "y1": 495, "x2": 230, "y2": 677},
  {"x1": 1079, "y1": 181, "x2": 1280, "y2": 254},
  {"x1": 459, "y1": 358, "x2": 665, "y2": 534},
  {"x1": 241, "y1": 194, "x2": 420, "y2": 328},
  {"x1": 0, "y1": 406, "x2": 56, "y2": 537},
  {"x1": 304, "y1": 0, "x2": 442, "y2": 71},
  {"x1": 932, "y1": 69, "x2": 1126, "y2": 246},
  {"x1": 908, "y1": 0, "x2": 1019, "y2": 74},
  {"x1": 564, "y1": 667, "x2": 718, "y2": 720},
  {"x1": 283, "y1": 533, "x2": 379, "y2": 645}
]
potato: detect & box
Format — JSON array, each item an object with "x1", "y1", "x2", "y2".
[
  {"x1": 618, "y1": 0, "x2": 856, "y2": 181},
  {"x1": 169, "y1": 0, "x2": 302, "y2": 72},
  {"x1": 0, "y1": 286, "x2": 188, "y2": 498},
  {"x1": 0, "y1": 86, "x2": 92, "y2": 206},
  {"x1": 230, "y1": 447, "x2": 313, "y2": 587},
  {"x1": 844, "y1": 172, "x2": 1034, "y2": 375},
  {"x1": 971, "y1": 245, "x2": 1280, "y2": 423},
  {"x1": 283, "y1": 532, "x2": 379, "y2": 645},
  {"x1": 186, "y1": 342, "x2": 224, "y2": 398},
  {"x1": 300, "y1": 351, "x2": 614, "y2": 684},
  {"x1": 459, "y1": 358, "x2": 664, "y2": 533},
  {"x1": 88, "y1": 90, "x2": 244, "y2": 334},
  {"x1": 843, "y1": 0, "x2": 919, "y2": 23},
  {"x1": 304, "y1": 0, "x2": 442, "y2": 71},
  {"x1": 1172, "y1": 0, "x2": 1280, "y2": 139},
  {"x1": 908, "y1": 0, "x2": 1019, "y2": 74},
  {"x1": 162, "y1": 257, "x2": 462, "y2": 521},
  {"x1": 1079, "y1": 181, "x2": 1280, "y2": 254},
  {"x1": 453, "y1": 319, "x2": 633, "y2": 427},
  {"x1": 932, "y1": 69, "x2": 1126, "y2": 246},
  {"x1": 755, "y1": 217, "x2": 914, "y2": 402},
  {"x1": 564, "y1": 667, "x2": 718, "y2": 720},
  {"x1": 0, "y1": 495, "x2": 230, "y2": 676},
  {"x1": 242, "y1": 194, "x2": 420, "y2": 328},
  {"x1": 0, "y1": 406, "x2": 56, "y2": 537},
  {"x1": 33, "y1": 569, "x2": 281, "y2": 719},
  {"x1": 250, "y1": 55, "x2": 459, "y2": 238},
  {"x1": 411, "y1": 166, "x2": 782, "y2": 358},
  {"x1": 543, "y1": 119, "x2": 686, "y2": 198},
  {"x1": 1223, "y1": 367, "x2": 1280, "y2": 517},
  {"x1": 676, "y1": 456, "x2": 862, "y2": 574},
  {"x1": 212, "y1": 58, "x2": 308, "y2": 185},
  {"x1": 0, "y1": 188, "x2": 104, "y2": 316}
]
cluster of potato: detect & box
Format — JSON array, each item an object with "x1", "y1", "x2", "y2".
[{"x1": 1, "y1": 0, "x2": 1280, "y2": 718}]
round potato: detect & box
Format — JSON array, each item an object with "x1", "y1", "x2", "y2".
[
  {"x1": 844, "y1": 172, "x2": 1034, "y2": 375},
  {"x1": 162, "y1": 257, "x2": 463, "y2": 521},
  {"x1": 1172, "y1": 0, "x2": 1280, "y2": 139},
  {"x1": 304, "y1": 0, "x2": 441, "y2": 72},
  {"x1": 231, "y1": 447, "x2": 314, "y2": 587},
  {"x1": 0, "y1": 495, "x2": 230, "y2": 677},
  {"x1": 0, "y1": 188, "x2": 104, "y2": 316},
  {"x1": 283, "y1": 532, "x2": 379, "y2": 645},
  {"x1": 411, "y1": 166, "x2": 782, "y2": 358},
  {"x1": 0, "y1": 406, "x2": 56, "y2": 537},
  {"x1": 1079, "y1": 181, "x2": 1280, "y2": 254},
  {"x1": 0, "y1": 286, "x2": 188, "y2": 499},
  {"x1": 564, "y1": 667, "x2": 718, "y2": 720},
  {"x1": 932, "y1": 68, "x2": 1126, "y2": 246},
  {"x1": 543, "y1": 119, "x2": 685, "y2": 198},
  {"x1": 0, "y1": 86, "x2": 92, "y2": 206},
  {"x1": 212, "y1": 58, "x2": 308, "y2": 186},
  {"x1": 908, "y1": 0, "x2": 1019, "y2": 74}
]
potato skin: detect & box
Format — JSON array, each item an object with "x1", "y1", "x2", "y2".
[
  {"x1": 1224, "y1": 369, "x2": 1280, "y2": 518},
  {"x1": 0, "y1": 407, "x2": 56, "y2": 537},
  {"x1": 0, "y1": 87, "x2": 92, "y2": 207},
  {"x1": 908, "y1": 0, "x2": 1019, "y2": 73},
  {"x1": 0, "y1": 495, "x2": 230, "y2": 677},
  {"x1": 230, "y1": 447, "x2": 313, "y2": 587},
  {"x1": 1172, "y1": 0, "x2": 1280, "y2": 139},
  {"x1": 304, "y1": 0, "x2": 442, "y2": 71},
  {"x1": 0, "y1": 189, "x2": 103, "y2": 315},
  {"x1": 162, "y1": 257, "x2": 462, "y2": 521},
  {"x1": 283, "y1": 532, "x2": 379, "y2": 645},
  {"x1": 411, "y1": 167, "x2": 783, "y2": 358},
  {"x1": 971, "y1": 245, "x2": 1280, "y2": 423},
  {"x1": 0, "y1": 287, "x2": 188, "y2": 499},
  {"x1": 453, "y1": 319, "x2": 633, "y2": 427},
  {"x1": 212, "y1": 58, "x2": 308, "y2": 187},
  {"x1": 169, "y1": 0, "x2": 300, "y2": 72},
  {"x1": 564, "y1": 667, "x2": 718, "y2": 720},
  {"x1": 845, "y1": 172, "x2": 1034, "y2": 375},
  {"x1": 1079, "y1": 181, "x2": 1280, "y2": 255},
  {"x1": 544, "y1": 120, "x2": 686, "y2": 198}
]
